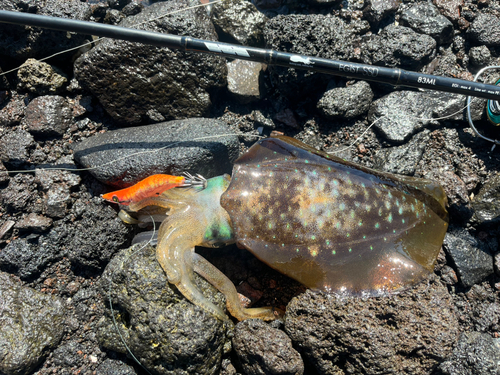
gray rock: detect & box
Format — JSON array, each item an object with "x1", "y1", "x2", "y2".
[
  {"x1": 0, "y1": 0, "x2": 93, "y2": 61},
  {"x1": 368, "y1": 90, "x2": 475, "y2": 143},
  {"x1": 364, "y1": 0, "x2": 400, "y2": 25},
  {"x1": 96, "y1": 359, "x2": 137, "y2": 375},
  {"x1": 469, "y1": 45, "x2": 492, "y2": 68},
  {"x1": 373, "y1": 129, "x2": 429, "y2": 175},
  {"x1": 471, "y1": 173, "x2": 500, "y2": 225},
  {"x1": 438, "y1": 332, "x2": 500, "y2": 375},
  {"x1": 364, "y1": 24, "x2": 436, "y2": 69},
  {"x1": 227, "y1": 60, "x2": 263, "y2": 103},
  {"x1": 212, "y1": 0, "x2": 268, "y2": 46},
  {"x1": 469, "y1": 13, "x2": 500, "y2": 47},
  {"x1": 400, "y1": 3, "x2": 454, "y2": 44},
  {"x1": 233, "y1": 319, "x2": 304, "y2": 375},
  {"x1": 0, "y1": 271, "x2": 65, "y2": 375},
  {"x1": 21, "y1": 95, "x2": 73, "y2": 137},
  {"x1": 72, "y1": 118, "x2": 239, "y2": 188},
  {"x1": 45, "y1": 183, "x2": 71, "y2": 218},
  {"x1": 97, "y1": 244, "x2": 232, "y2": 375},
  {"x1": 285, "y1": 276, "x2": 459, "y2": 375},
  {"x1": 317, "y1": 80, "x2": 374, "y2": 119},
  {"x1": 0, "y1": 128, "x2": 35, "y2": 167},
  {"x1": 264, "y1": 14, "x2": 369, "y2": 99},
  {"x1": 52, "y1": 341, "x2": 85, "y2": 368},
  {"x1": 0, "y1": 93, "x2": 26, "y2": 127},
  {"x1": 14, "y1": 213, "x2": 53, "y2": 232},
  {"x1": 443, "y1": 229, "x2": 494, "y2": 288},
  {"x1": 74, "y1": 0, "x2": 227, "y2": 125},
  {"x1": 16, "y1": 59, "x2": 68, "y2": 95}
]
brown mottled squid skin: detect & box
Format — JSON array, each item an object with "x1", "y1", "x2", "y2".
[{"x1": 126, "y1": 135, "x2": 449, "y2": 321}]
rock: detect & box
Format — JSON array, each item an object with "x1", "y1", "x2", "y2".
[
  {"x1": 471, "y1": 173, "x2": 500, "y2": 225},
  {"x1": 72, "y1": 118, "x2": 239, "y2": 188},
  {"x1": 227, "y1": 60, "x2": 263, "y2": 103},
  {"x1": 373, "y1": 130, "x2": 429, "y2": 175},
  {"x1": 0, "y1": 174, "x2": 36, "y2": 212},
  {"x1": 233, "y1": 319, "x2": 303, "y2": 375},
  {"x1": 469, "y1": 13, "x2": 500, "y2": 47},
  {"x1": 74, "y1": 0, "x2": 227, "y2": 125},
  {"x1": 97, "y1": 244, "x2": 231, "y2": 375},
  {"x1": 52, "y1": 341, "x2": 85, "y2": 368},
  {"x1": 438, "y1": 332, "x2": 500, "y2": 375},
  {"x1": 0, "y1": 271, "x2": 65, "y2": 375},
  {"x1": 0, "y1": 0, "x2": 93, "y2": 61},
  {"x1": 0, "y1": 93, "x2": 26, "y2": 127},
  {"x1": 0, "y1": 128, "x2": 35, "y2": 167},
  {"x1": 285, "y1": 276, "x2": 459, "y2": 375},
  {"x1": 433, "y1": 0, "x2": 463, "y2": 23},
  {"x1": 364, "y1": 24, "x2": 436, "y2": 69},
  {"x1": 45, "y1": 183, "x2": 71, "y2": 218},
  {"x1": 0, "y1": 160, "x2": 8, "y2": 184},
  {"x1": 0, "y1": 220, "x2": 15, "y2": 240},
  {"x1": 443, "y1": 229, "x2": 494, "y2": 288},
  {"x1": 469, "y1": 45, "x2": 491, "y2": 67},
  {"x1": 14, "y1": 213, "x2": 53, "y2": 232},
  {"x1": 264, "y1": 14, "x2": 369, "y2": 99},
  {"x1": 96, "y1": 359, "x2": 137, "y2": 375},
  {"x1": 400, "y1": 2, "x2": 453, "y2": 44},
  {"x1": 211, "y1": 0, "x2": 268, "y2": 46},
  {"x1": 368, "y1": 90, "x2": 475, "y2": 143},
  {"x1": 16, "y1": 59, "x2": 68, "y2": 95},
  {"x1": 21, "y1": 95, "x2": 73, "y2": 138},
  {"x1": 317, "y1": 80, "x2": 374, "y2": 119},
  {"x1": 364, "y1": 0, "x2": 400, "y2": 25}
]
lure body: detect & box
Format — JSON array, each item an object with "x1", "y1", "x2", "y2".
[
  {"x1": 102, "y1": 174, "x2": 202, "y2": 205},
  {"x1": 122, "y1": 136, "x2": 449, "y2": 321}
]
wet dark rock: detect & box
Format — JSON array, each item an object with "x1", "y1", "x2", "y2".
[
  {"x1": 438, "y1": 332, "x2": 500, "y2": 375},
  {"x1": 373, "y1": 130, "x2": 429, "y2": 175},
  {"x1": 212, "y1": 0, "x2": 268, "y2": 46},
  {"x1": 227, "y1": 60, "x2": 263, "y2": 103},
  {"x1": 16, "y1": 59, "x2": 68, "y2": 95},
  {"x1": 21, "y1": 95, "x2": 73, "y2": 138},
  {"x1": 469, "y1": 45, "x2": 491, "y2": 67},
  {"x1": 0, "y1": 271, "x2": 65, "y2": 375},
  {"x1": 96, "y1": 359, "x2": 137, "y2": 375},
  {"x1": 400, "y1": 3, "x2": 453, "y2": 44},
  {"x1": 0, "y1": 0, "x2": 92, "y2": 61},
  {"x1": 264, "y1": 14, "x2": 369, "y2": 99},
  {"x1": 233, "y1": 319, "x2": 304, "y2": 375},
  {"x1": 443, "y1": 229, "x2": 494, "y2": 288},
  {"x1": 0, "y1": 128, "x2": 35, "y2": 167},
  {"x1": 368, "y1": 90, "x2": 474, "y2": 143},
  {"x1": 364, "y1": 24, "x2": 436, "y2": 69},
  {"x1": 97, "y1": 244, "x2": 231, "y2": 375},
  {"x1": 471, "y1": 173, "x2": 500, "y2": 225},
  {"x1": 469, "y1": 13, "x2": 500, "y2": 47},
  {"x1": 14, "y1": 213, "x2": 53, "y2": 232},
  {"x1": 317, "y1": 80, "x2": 374, "y2": 119},
  {"x1": 73, "y1": 118, "x2": 239, "y2": 188},
  {"x1": 433, "y1": 0, "x2": 463, "y2": 23},
  {"x1": 0, "y1": 174, "x2": 36, "y2": 212},
  {"x1": 364, "y1": 0, "x2": 400, "y2": 25},
  {"x1": 74, "y1": 0, "x2": 227, "y2": 125},
  {"x1": 285, "y1": 276, "x2": 459, "y2": 375}
]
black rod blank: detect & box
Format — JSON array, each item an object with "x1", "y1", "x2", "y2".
[{"x1": 1, "y1": 10, "x2": 500, "y2": 100}]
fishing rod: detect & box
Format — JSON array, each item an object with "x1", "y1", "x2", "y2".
[{"x1": 0, "y1": 9, "x2": 499, "y2": 147}]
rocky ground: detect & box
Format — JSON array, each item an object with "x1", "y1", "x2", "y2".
[{"x1": 0, "y1": 0, "x2": 500, "y2": 374}]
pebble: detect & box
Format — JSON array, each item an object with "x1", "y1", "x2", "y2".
[
  {"x1": 72, "y1": 118, "x2": 240, "y2": 188},
  {"x1": 0, "y1": 128, "x2": 35, "y2": 168},
  {"x1": 233, "y1": 319, "x2": 304, "y2": 375},
  {"x1": 443, "y1": 228, "x2": 495, "y2": 288},
  {"x1": 433, "y1": 0, "x2": 463, "y2": 22},
  {"x1": 364, "y1": 0, "x2": 400, "y2": 25},
  {"x1": 317, "y1": 80, "x2": 374, "y2": 119},
  {"x1": 14, "y1": 213, "x2": 53, "y2": 232},
  {"x1": 227, "y1": 60, "x2": 263, "y2": 103},
  {"x1": 21, "y1": 95, "x2": 73, "y2": 138},
  {"x1": 400, "y1": 2, "x2": 453, "y2": 44},
  {"x1": 16, "y1": 59, "x2": 68, "y2": 95}
]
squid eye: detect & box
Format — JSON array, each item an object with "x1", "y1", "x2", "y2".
[{"x1": 112, "y1": 196, "x2": 119, "y2": 203}]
